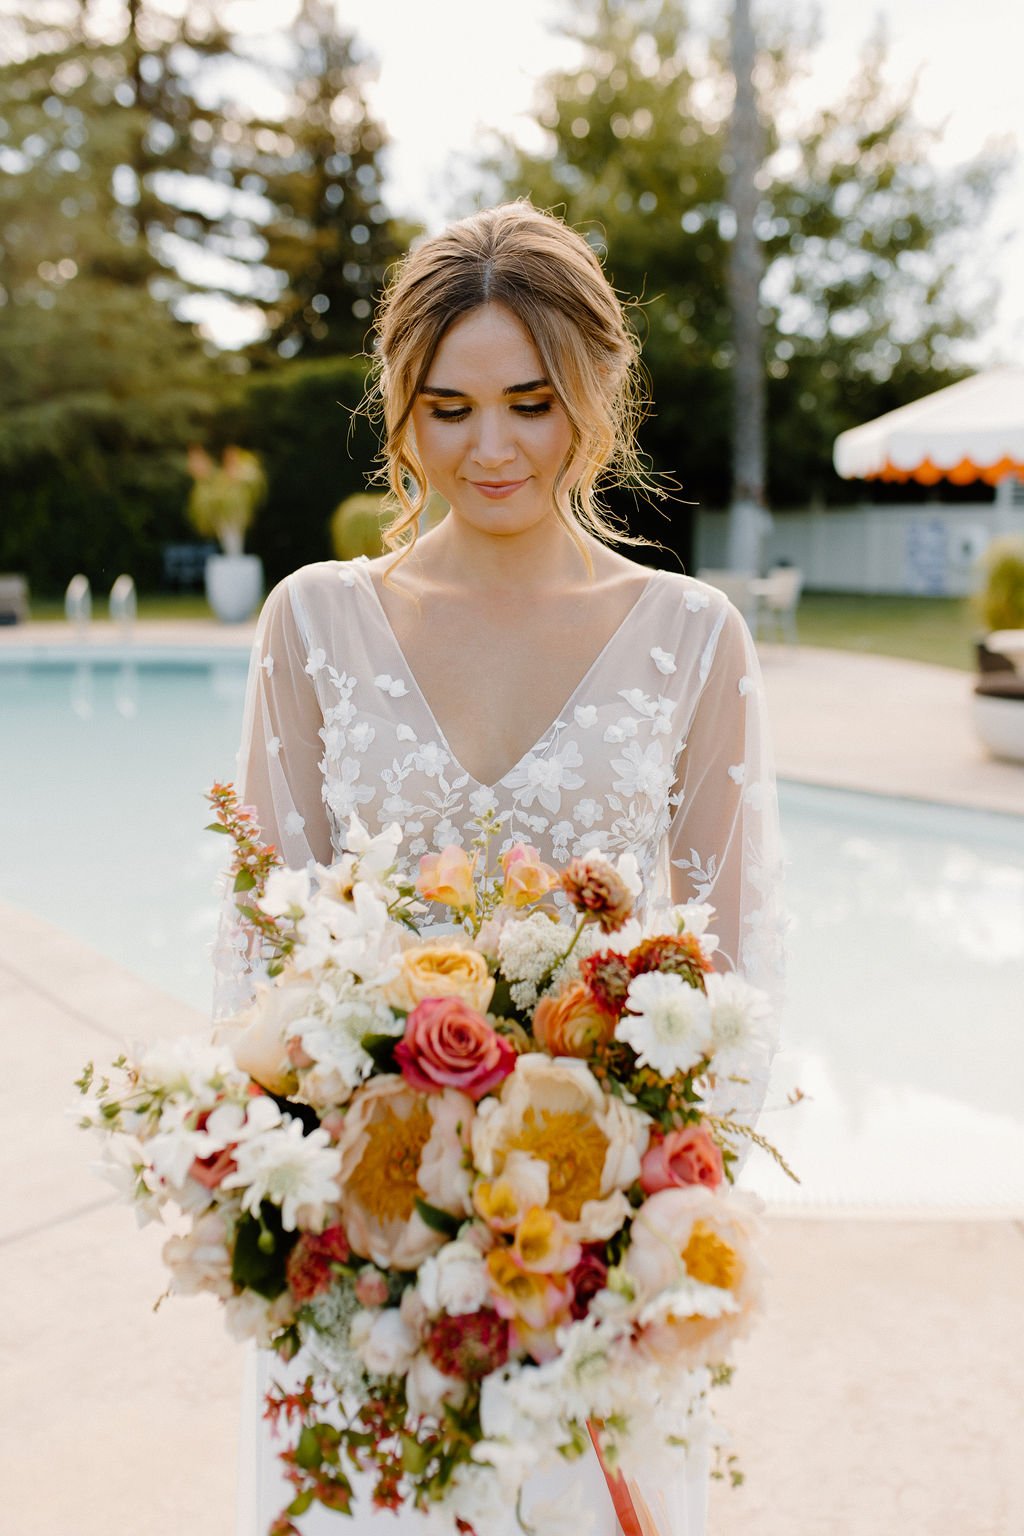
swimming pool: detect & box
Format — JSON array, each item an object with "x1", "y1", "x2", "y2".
[{"x1": 3, "y1": 651, "x2": 1022, "y2": 1211}]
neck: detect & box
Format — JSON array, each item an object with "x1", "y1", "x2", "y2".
[{"x1": 410, "y1": 511, "x2": 597, "y2": 596}]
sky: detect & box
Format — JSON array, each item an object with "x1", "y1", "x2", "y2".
[{"x1": 219, "y1": 0, "x2": 1024, "y2": 361}]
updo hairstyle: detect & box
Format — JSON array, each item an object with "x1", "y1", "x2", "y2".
[{"x1": 368, "y1": 201, "x2": 655, "y2": 567}]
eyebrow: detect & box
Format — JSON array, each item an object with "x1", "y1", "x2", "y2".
[{"x1": 419, "y1": 378, "x2": 551, "y2": 398}]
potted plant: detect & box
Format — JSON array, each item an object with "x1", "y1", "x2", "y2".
[
  {"x1": 329, "y1": 490, "x2": 448, "y2": 562},
  {"x1": 187, "y1": 445, "x2": 267, "y2": 623},
  {"x1": 971, "y1": 534, "x2": 1024, "y2": 763}
]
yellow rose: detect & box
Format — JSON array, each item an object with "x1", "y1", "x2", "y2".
[{"x1": 384, "y1": 942, "x2": 496, "y2": 1014}]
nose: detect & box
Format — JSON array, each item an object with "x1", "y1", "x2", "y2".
[{"x1": 469, "y1": 407, "x2": 517, "y2": 470}]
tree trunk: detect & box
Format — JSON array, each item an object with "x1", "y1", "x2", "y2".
[{"x1": 726, "y1": 0, "x2": 767, "y2": 574}]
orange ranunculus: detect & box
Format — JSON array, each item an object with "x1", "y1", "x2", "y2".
[
  {"x1": 500, "y1": 844, "x2": 559, "y2": 908},
  {"x1": 416, "y1": 846, "x2": 478, "y2": 914},
  {"x1": 533, "y1": 982, "x2": 616, "y2": 1058}
]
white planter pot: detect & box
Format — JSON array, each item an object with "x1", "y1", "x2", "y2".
[
  {"x1": 972, "y1": 693, "x2": 1024, "y2": 764},
  {"x1": 205, "y1": 553, "x2": 263, "y2": 624}
]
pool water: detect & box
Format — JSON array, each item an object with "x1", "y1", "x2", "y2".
[{"x1": 3, "y1": 654, "x2": 1023, "y2": 1210}]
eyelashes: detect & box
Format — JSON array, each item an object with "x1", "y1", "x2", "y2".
[{"x1": 428, "y1": 402, "x2": 554, "y2": 422}]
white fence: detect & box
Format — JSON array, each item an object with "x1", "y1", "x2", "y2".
[{"x1": 694, "y1": 499, "x2": 1024, "y2": 596}]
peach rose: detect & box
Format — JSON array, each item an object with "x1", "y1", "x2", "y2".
[
  {"x1": 639, "y1": 1124, "x2": 724, "y2": 1195},
  {"x1": 416, "y1": 846, "x2": 477, "y2": 914},
  {"x1": 384, "y1": 942, "x2": 495, "y2": 1014},
  {"x1": 336, "y1": 1076, "x2": 474, "y2": 1270},
  {"x1": 500, "y1": 844, "x2": 560, "y2": 908},
  {"x1": 533, "y1": 982, "x2": 616, "y2": 1058},
  {"x1": 396, "y1": 998, "x2": 516, "y2": 1100}
]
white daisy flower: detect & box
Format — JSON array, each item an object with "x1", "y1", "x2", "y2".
[
  {"x1": 617, "y1": 972, "x2": 713, "y2": 1076},
  {"x1": 223, "y1": 1117, "x2": 340, "y2": 1232},
  {"x1": 705, "y1": 971, "x2": 775, "y2": 1072}
]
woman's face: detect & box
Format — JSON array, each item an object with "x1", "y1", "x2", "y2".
[{"x1": 409, "y1": 302, "x2": 575, "y2": 537}]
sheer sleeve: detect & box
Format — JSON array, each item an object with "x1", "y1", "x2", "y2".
[
  {"x1": 667, "y1": 599, "x2": 787, "y2": 1174},
  {"x1": 211, "y1": 574, "x2": 330, "y2": 1018}
]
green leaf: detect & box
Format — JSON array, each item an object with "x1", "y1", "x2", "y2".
[
  {"x1": 414, "y1": 1197, "x2": 460, "y2": 1239},
  {"x1": 233, "y1": 868, "x2": 257, "y2": 893},
  {"x1": 205, "y1": 822, "x2": 231, "y2": 834},
  {"x1": 401, "y1": 1433, "x2": 430, "y2": 1475},
  {"x1": 294, "y1": 1427, "x2": 321, "y2": 1471},
  {"x1": 230, "y1": 1203, "x2": 294, "y2": 1298},
  {"x1": 287, "y1": 1489, "x2": 315, "y2": 1516},
  {"x1": 363, "y1": 1032, "x2": 401, "y2": 1071}
]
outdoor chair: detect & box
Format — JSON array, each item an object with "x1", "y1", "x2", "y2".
[
  {"x1": 750, "y1": 565, "x2": 803, "y2": 644},
  {"x1": 695, "y1": 568, "x2": 758, "y2": 625},
  {"x1": 0, "y1": 574, "x2": 29, "y2": 625}
]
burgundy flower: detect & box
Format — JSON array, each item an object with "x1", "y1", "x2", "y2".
[
  {"x1": 285, "y1": 1225, "x2": 351, "y2": 1303},
  {"x1": 567, "y1": 1247, "x2": 609, "y2": 1320},
  {"x1": 425, "y1": 1309, "x2": 510, "y2": 1380},
  {"x1": 579, "y1": 950, "x2": 635, "y2": 1018}
]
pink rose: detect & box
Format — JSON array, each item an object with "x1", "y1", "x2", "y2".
[
  {"x1": 639, "y1": 1124, "x2": 724, "y2": 1195},
  {"x1": 395, "y1": 998, "x2": 516, "y2": 1100}
]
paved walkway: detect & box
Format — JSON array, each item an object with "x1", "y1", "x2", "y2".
[{"x1": 3, "y1": 620, "x2": 1022, "y2": 1534}]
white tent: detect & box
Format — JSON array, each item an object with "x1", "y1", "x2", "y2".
[{"x1": 833, "y1": 366, "x2": 1024, "y2": 485}]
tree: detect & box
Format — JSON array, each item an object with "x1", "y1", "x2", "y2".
[
  {"x1": 484, "y1": 0, "x2": 1010, "y2": 555},
  {"x1": 235, "y1": 0, "x2": 413, "y2": 362}
]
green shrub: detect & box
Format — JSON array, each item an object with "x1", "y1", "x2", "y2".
[
  {"x1": 330, "y1": 493, "x2": 389, "y2": 560},
  {"x1": 976, "y1": 536, "x2": 1024, "y2": 631}
]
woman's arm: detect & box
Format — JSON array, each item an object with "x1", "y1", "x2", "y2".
[
  {"x1": 212, "y1": 574, "x2": 331, "y2": 1017},
  {"x1": 667, "y1": 600, "x2": 787, "y2": 1172},
  {"x1": 235, "y1": 574, "x2": 332, "y2": 869}
]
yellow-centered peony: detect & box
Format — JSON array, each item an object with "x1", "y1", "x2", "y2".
[
  {"x1": 681, "y1": 1221, "x2": 741, "y2": 1291},
  {"x1": 508, "y1": 1107, "x2": 608, "y2": 1223},
  {"x1": 345, "y1": 1099, "x2": 433, "y2": 1224}
]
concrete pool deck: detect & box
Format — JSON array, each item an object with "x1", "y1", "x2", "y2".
[{"x1": 2, "y1": 619, "x2": 1023, "y2": 1534}]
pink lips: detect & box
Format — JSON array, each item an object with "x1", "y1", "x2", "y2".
[{"x1": 470, "y1": 479, "x2": 529, "y2": 500}]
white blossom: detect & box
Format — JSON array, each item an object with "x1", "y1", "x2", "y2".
[
  {"x1": 222, "y1": 1117, "x2": 340, "y2": 1231},
  {"x1": 617, "y1": 972, "x2": 713, "y2": 1077}
]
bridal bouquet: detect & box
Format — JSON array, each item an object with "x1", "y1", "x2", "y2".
[{"x1": 77, "y1": 784, "x2": 793, "y2": 1536}]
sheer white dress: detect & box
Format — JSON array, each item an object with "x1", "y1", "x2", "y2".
[{"x1": 216, "y1": 555, "x2": 786, "y2": 1536}]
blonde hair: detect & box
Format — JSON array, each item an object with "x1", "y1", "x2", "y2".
[{"x1": 367, "y1": 201, "x2": 658, "y2": 573}]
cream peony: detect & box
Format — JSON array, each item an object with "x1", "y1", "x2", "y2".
[
  {"x1": 335, "y1": 1076, "x2": 475, "y2": 1270},
  {"x1": 471, "y1": 1055, "x2": 649, "y2": 1243},
  {"x1": 623, "y1": 1185, "x2": 766, "y2": 1367}
]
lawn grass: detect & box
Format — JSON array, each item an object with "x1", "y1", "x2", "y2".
[
  {"x1": 23, "y1": 588, "x2": 982, "y2": 672},
  {"x1": 784, "y1": 592, "x2": 979, "y2": 672},
  {"x1": 28, "y1": 593, "x2": 215, "y2": 622}
]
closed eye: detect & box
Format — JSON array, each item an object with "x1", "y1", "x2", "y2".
[{"x1": 429, "y1": 401, "x2": 554, "y2": 422}]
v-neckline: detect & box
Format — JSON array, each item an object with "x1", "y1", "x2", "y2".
[{"x1": 352, "y1": 557, "x2": 661, "y2": 793}]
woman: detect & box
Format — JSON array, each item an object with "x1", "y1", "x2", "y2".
[{"x1": 220, "y1": 201, "x2": 785, "y2": 1536}]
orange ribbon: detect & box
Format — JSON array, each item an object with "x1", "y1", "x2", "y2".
[{"x1": 587, "y1": 1422, "x2": 662, "y2": 1536}]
